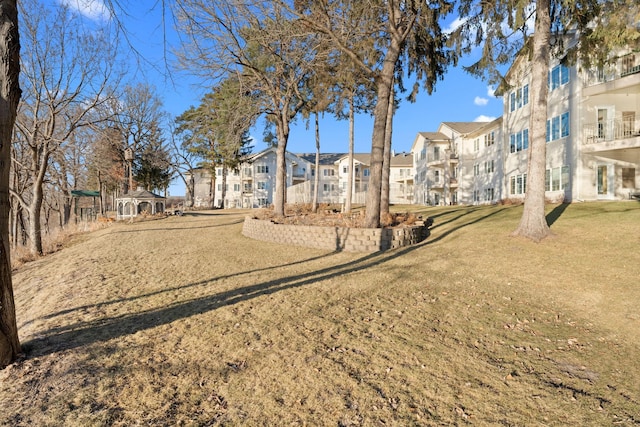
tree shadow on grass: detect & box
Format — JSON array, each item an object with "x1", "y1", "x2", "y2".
[
  {"x1": 22, "y1": 206, "x2": 502, "y2": 358},
  {"x1": 22, "y1": 246, "x2": 417, "y2": 357},
  {"x1": 546, "y1": 203, "x2": 571, "y2": 227},
  {"x1": 110, "y1": 219, "x2": 245, "y2": 234}
]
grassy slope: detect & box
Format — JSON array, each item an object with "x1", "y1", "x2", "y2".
[{"x1": 1, "y1": 203, "x2": 639, "y2": 426}]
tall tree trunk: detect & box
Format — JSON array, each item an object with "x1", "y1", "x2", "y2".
[
  {"x1": 345, "y1": 93, "x2": 354, "y2": 213},
  {"x1": 381, "y1": 82, "x2": 394, "y2": 216},
  {"x1": 209, "y1": 173, "x2": 215, "y2": 209},
  {"x1": 364, "y1": 49, "x2": 399, "y2": 228},
  {"x1": 273, "y1": 116, "x2": 290, "y2": 217},
  {"x1": 513, "y1": 0, "x2": 552, "y2": 242},
  {"x1": 0, "y1": 0, "x2": 22, "y2": 369},
  {"x1": 221, "y1": 164, "x2": 227, "y2": 209},
  {"x1": 28, "y1": 184, "x2": 44, "y2": 255},
  {"x1": 312, "y1": 112, "x2": 320, "y2": 213}
]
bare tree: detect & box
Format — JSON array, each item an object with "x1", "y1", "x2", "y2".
[
  {"x1": 0, "y1": 0, "x2": 21, "y2": 369},
  {"x1": 11, "y1": 0, "x2": 119, "y2": 255}
]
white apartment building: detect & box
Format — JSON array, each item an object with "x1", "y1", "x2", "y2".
[
  {"x1": 413, "y1": 43, "x2": 639, "y2": 205},
  {"x1": 412, "y1": 122, "x2": 490, "y2": 205},
  {"x1": 187, "y1": 148, "x2": 415, "y2": 209}
]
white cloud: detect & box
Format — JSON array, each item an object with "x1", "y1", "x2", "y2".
[
  {"x1": 474, "y1": 96, "x2": 488, "y2": 106},
  {"x1": 487, "y1": 86, "x2": 496, "y2": 97},
  {"x1": 444, "y1": 16, "x2": 467, "y2": 35},
  {"x1": 58, "y1": 0, "x2": 111, "y2": 22},
  {"x1": 474, "y1": 115, "x2": 496, "y2": 122}
]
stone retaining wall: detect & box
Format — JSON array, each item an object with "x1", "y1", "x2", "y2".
[{"x1": 242, "y1": 216, "x2": 430, "y2": 252}]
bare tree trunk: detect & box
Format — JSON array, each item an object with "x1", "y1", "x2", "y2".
[
  {"x1": 345, "y1": 93, "x2": 354, "y2": 213},
  {"x1": 0, "y1": 0, "x2": 22, "y2": 369},
  {"x1": 381, "y1": 82, "x2": 394, "y2": 216},
  {"x1": 274, "y1": 115, "x2": 290, "y2": 217},
  {"x1": 513, "y1": 0, "x2": 552, "y2": 242},
  {"x1": 221, "y1": 164, "x2": 227, "y2": 208},
  {"x1": 28, "y1": 184, "x2": 44, "y2": 255},
  {"x1": 312, "y1": 112, "x2": 320, "y2": 213},
  {"x1": 209, "y1": 173, "x2": 215, "y2": 209},
  {"x1": 365, "y1": 50, "x2": 398, "y2": 228}
]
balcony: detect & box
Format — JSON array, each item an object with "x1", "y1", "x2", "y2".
[
  {"x1": 584, "y1": 117, "x2": 640, "y2": 144},
  {"x1": 583, "y1": 53, "x2": 640, "y2": 95}
]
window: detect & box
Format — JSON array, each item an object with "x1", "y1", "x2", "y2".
[
  {"x1": 622, "y1": 168, "x2": 636, "y2": 189},
  {"x1": 243, "y1": 183, "x2": 252, "y2": 192},
  {"x1": 343, "y1": 166, "x2": 347, "y2": 173},
  {"x1": 433, "y1": 146, "x2": 440, "y2": 161},
  {"x1": 243, "y1": 167, "x2": 252, "y2": 176},
  {"x1": 510, "y1": 84, "x2": 529, "y2": 112},
  {"x1": 622, "y1": 54, "x2": 635, "y2": 75},
  {"x1": 257, "y1": 181, "x2": 267, "y2": 190},
  {"x1": 323, "y1": 168, "x2": 335, "y2": 176},
  {"x1": 363, "y1": 168, "x2": 370, "y2": 177},
  {"x1": 484, "y1": 132, "x2": 495, "y2": 147},
  {"x1": 545, "y1": 166, "x2": 570, "y2": 191},
  {"x1": 434, "y1": 170, "x2": 440, "y2": 183},
  {"x1": 258, "y1": 198, "x2": 268, "y2": 207},
  {"x1": 546, "y1": 112, "x2": 570, "y2": 142},
  {"x1": 484, "y1": 160, "x2": 495, "y2": 174},
  {"x1": 323, "y1": 183, "x2": 330, "y2": 191},
  {"x1": 233, "y1": 184, "x2": 240, "y2": 192},
  {"x1": 484, "y1": 188, "x2": 495, "y2": 201},
  {"x1": 474, "y1": 138, "x2": 480, "y2": 152},
  {"x1": 216, "y1": 168, "x2": 223, "y2": 176},
  {"x1": 510, "y1": 173, "x2": 528, "y2": 195},
  {"x1": 473, "y1": 163, "x2": 480, "y2": 176},
  {"x1": 256, "y1": 165, "x2": 269, "y2": 174},
  {"x1": 549, "y1": 64, "x2": 570, "y2": 90},
  {"x1": 232, "y1": 170, "x2": 239, "y2": 176},
  {"x1": 510, "y1": 129, "x2": 529, "y2": 153},
  {"x1": 473, "y1": 190, "x2": 480, "y2": 202}
]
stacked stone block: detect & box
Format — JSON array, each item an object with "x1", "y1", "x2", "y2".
[{"x1": 242, "y1": 216, "x2": 430, "y2": 253}]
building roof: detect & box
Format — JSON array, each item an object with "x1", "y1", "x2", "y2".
[
  {"x1": 441, "y1": 122, "x2": 489, "y2": 134},
  {"x1": 466, "y1": 116, "x2": 503, "y2": 137},
  {"x1": 417, "y1": 131, "x2": 450, "y2": 141},
  {"x1": 390, "y1": 152, "x2": 413, "y2": 166},
  {"x1": 125, "y1": 189, "x2": 165, "y2": 199},
  {"x1": 71, "y1": 190, "x2": 100, "y2": 198},
  {"x1": 297, "y1": 153, "x2": 346, "y2": 165}
]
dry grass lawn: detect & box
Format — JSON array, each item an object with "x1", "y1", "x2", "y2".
[{"x1": 1, "y1": 202, "x2": 639, "y2": 426}]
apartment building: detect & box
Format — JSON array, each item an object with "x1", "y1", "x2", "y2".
[
  {"x1": 187, "y1": 148, "x2": 414, "y2": 209},
  {"x1": 412, "y1": 122, "x2": 491, "y2": 205},
  {"x1": 413, "y1": 43, "x2": 639, "y2": 205}
]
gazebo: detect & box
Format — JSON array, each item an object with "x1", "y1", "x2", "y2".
[
  {"x1": 71, "y1": 189, "x2": 100, "y2": 221},
  {"x1": 116, "y1": 188, "x2": 166, "y2": 220}
]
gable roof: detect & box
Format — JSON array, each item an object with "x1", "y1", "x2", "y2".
[
  {"x1": 390, "y1": 152, "x2": 413, "y2": 166},
  {"x1": 126, "y1": 189, "x2": 164, "y2": 199},
  {"x1": 440, "y1": 122, "x2": 489, "y2": 134},
  {"x1": 466, "y1": 116, "x2": 503, "y2": 138},
  {"x1": 297, "y1": 153, "x2": 346, "y2": 165},
  {"x1": 417, "y1": 131, "x2": 450, "y2": 141}
]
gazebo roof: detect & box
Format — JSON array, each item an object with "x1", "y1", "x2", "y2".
[
  {"x1": 123, "y1": 189, "x2": 165, "y2": 200},
  {"x1": 71, "y1": 190, "x2": 100, "y2": 198}
]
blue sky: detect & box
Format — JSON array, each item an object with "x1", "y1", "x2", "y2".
[{"x1": 57, "y1": 0, "x2": 505, "y2": 196}]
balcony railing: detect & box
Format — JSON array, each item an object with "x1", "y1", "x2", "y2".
[
  {"x1": 584, "y1": 117, "x2": 640, "y2": 144},
  {"x1": 583, "y1": 53, "x2": 640, "y2": 88}
]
